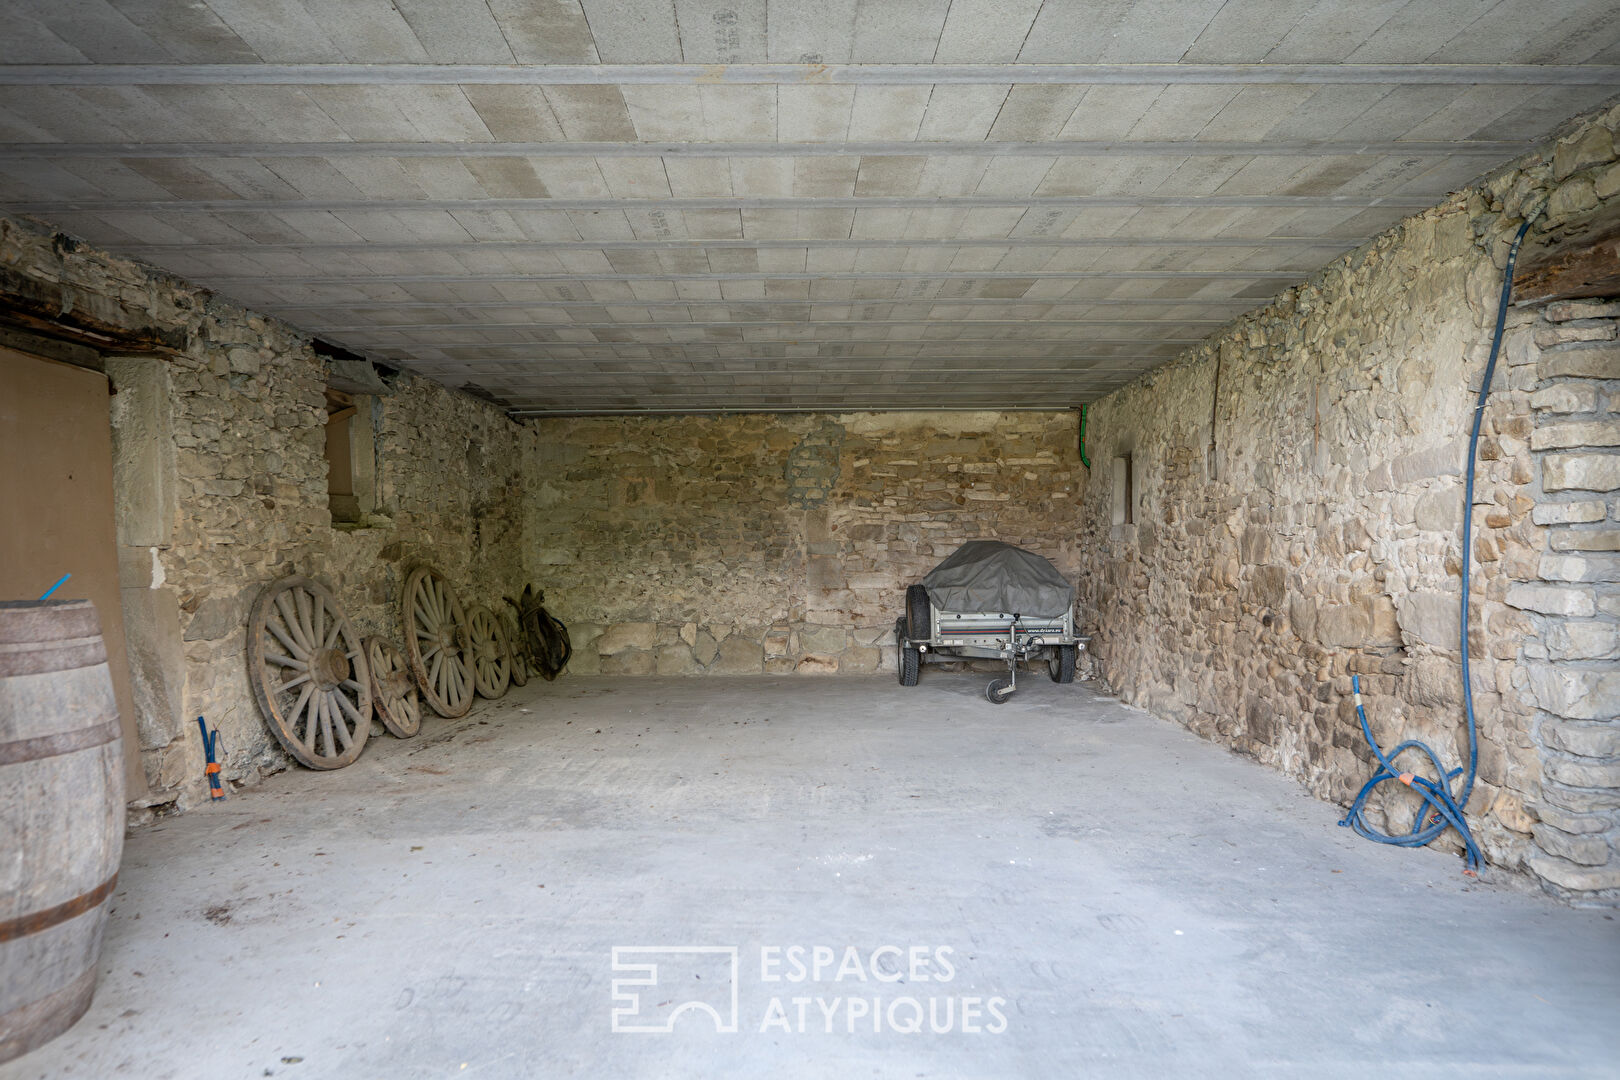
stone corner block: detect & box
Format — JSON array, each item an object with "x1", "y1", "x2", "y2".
[{"x1": 597, "y1": 622, "x2": 657, "y2": 655}]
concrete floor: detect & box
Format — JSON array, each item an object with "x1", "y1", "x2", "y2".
[{"x1": 5, "y1": 675, "x2": 1618, "y2": 1079}]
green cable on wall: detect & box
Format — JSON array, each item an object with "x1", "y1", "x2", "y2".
[{"x1": 1078, "y1": 405, "x2": 1091, "y2": 469}]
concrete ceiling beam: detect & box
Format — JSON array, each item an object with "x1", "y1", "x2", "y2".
[
  {"x1": 1, "y1": 63, "x2": 1615, "y2": 86},
  {"x1": 0, "y1": 139, "x2": 1537, "y2": 158},
  {"x1": 112, "y1": 236, "x2": 1356, "y2": 255},
  {"x1": 2, "y1": 195, "x2": 1437, "y2": 214},
  {"x1": 192, "y1": 269, "x2": 1306, "y2": 286}
]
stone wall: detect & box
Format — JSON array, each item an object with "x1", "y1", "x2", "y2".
[
  {"x1": 2, "y1": 213, "x2": 535, "y2": 814},
  {"x1": 526, "y1": 411, "x2": 1084, "y2": 676},
  {"x1": 1074, "y1": 104, "x2": 1620, "y2": 903}
]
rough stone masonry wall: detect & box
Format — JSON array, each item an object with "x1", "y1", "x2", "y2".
[
  {"x1": 526, "y1": 411, "x2": 1083, "y2": 675},
  {"x1": 1, "y1": 213, "x2": 535, "y2": 815},
  {"x1": 1074, "y1": 104, "x2": 1620, "y2": 903}
]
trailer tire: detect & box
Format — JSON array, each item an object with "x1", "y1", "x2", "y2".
[
  {"x1": 986, "y1": 678, "x2": 1013, "y2": 704},
  {"x1": 905, "y1": 584, "x2": 931, "y2": 641},
  {"x1": 1049, "y1": 643, "x2": 1077, "y2": 684},
  {"x1": 898, "y1": 645, "x2": 920, "y2": 686}
]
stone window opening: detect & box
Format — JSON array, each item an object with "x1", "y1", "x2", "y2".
[
  {"x1": 324, "y1": 387, "x2": 377, "y2": 526},
  {"x1": 1111, "y1": 454, "x2": 1135, "y2": 526}
]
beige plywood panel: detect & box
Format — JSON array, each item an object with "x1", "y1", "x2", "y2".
[
  {"x1": 203, "y1": 0, "x2": 344, "y2": 61},
  {"x1": 579, "y1": 0, "x2": 681, "y2": 62},
  {"x1": 392, "y1": 0, "x2": 514, "y2": 62},
  {"x1": 917, "y1": 84, "x2": 1011, "y2": 142},
  {"x1": 850, "y1": 0, "x2": 952, "y2": 63},
  {"x1": 488, "y1": 0, "x2": 600, "y2": 63},
  {"x1": 0, "y1": 347, "x2": 144, "y2": 795},
  {"x1": 935, "y1": 0, "x2": 1043, "y2": 63},
  {"x1": 462, "y1": 86, "x2": 566, "y2": 141},
  {"x1": 620, "y1": 84, "x2": 703, "y2": 141},
  {"x1": 10, "y1": 0, "x2": 168, "y2": 62},
  {"x1": 1098, "y1": 0, "x2": 1229, "y2": 63},
  {"x1": 0, "y1": 7, "x2": 91, "y2": 63},
  {"x1": 767, "y1": 0, "x2": 858, "y2": 62},
  {"x1": 301, "y1": 0, "x2": 429, "y2": 62},
  {"x1": 675, "y1": 0, "x2": 767, "y2": 62}
]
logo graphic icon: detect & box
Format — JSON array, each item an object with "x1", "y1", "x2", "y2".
[{"x1": 610, "y1": 946, "x2": 740, "y2": 1033}]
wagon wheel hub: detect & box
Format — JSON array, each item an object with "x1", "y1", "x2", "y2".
[{"x1": 312, "y1": 648, "x2": 350, "y2": 689}]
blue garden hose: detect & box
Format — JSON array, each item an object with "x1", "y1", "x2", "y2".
[
  {"x1": 1341, "y1": 674, "x2": 1482, "y2": 873},
  {"x1": 1338, "y1": 207, "x2": 1543, "y2": 874}
]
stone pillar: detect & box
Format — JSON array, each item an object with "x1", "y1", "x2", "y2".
[
  {"x1": 1508, "y1": 301, "x2": 1620, "y2": 902},
  {"x1": 105, "y1": 356, "x2": 189, "y2": 806}
]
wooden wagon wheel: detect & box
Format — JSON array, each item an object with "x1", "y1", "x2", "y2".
[
  {"x1": 364, "y1": 636, "x2": 421, "y2": 738},
  {"x1": 467, "y1": 605, "x2": 512, "y2": 699},
  {"x1": 503, "y1": 609, "x2": 529, "y2": 687},
  {"x1": 402, "y1": 565, "x2": 475, "y2": 718},
  {"x1": 247, "y1": 575, "x2": 372, "y2": 770}
]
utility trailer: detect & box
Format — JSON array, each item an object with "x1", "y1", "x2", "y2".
[{"x1": 894, "y1": 540, "x2": 1088, "y2": 703}]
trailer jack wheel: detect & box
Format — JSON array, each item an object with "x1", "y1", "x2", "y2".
[{"x1": 986, "y1": 678, "x2": 1013, "y2": 704}]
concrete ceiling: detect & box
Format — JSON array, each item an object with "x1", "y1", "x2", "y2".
[{"x1": 1, "y1": 2, "x2": 1618, "y2": 415}]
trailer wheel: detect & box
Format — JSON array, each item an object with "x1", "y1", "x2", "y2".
[
  {"x1": 898, "y1": 645, "x2": 920, "y2": 686},
  {"x1": 1049, "y1": 643, "x2": 1077, "y2": 684},
  {"x1": 986, "y1": 678, "x2": 1013, "y2": 704},
  {"x1": 905, "y1": 584, "x2": 931, "y2": 641}
]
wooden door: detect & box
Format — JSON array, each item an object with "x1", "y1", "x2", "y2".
[{"x1": 0, "y1": 346, "x2": 145, "y2": 794}]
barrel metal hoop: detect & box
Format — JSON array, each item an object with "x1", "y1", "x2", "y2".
[
  {"x1": 0, "y1": 637, "x2": 109, "y2": 676},
  {"x1": 0, "y1": 966, "x2": 98, "y2": 1063},
  {"x1": 0, "y1": 719, "x2": 121, "y2": 767},
  {"x1": 0, "y1": 873, "x2": 119, "y2": 944}
]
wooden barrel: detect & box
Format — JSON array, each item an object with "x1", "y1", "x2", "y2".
[{"x1": 0, "y1": 599, "x2": 125, "y2": 1064}]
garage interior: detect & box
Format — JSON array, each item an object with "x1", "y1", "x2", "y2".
[{"x1": 1, "y1": 1, "x2": 1618, "y2": 1075}]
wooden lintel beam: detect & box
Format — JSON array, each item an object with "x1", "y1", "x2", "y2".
[{"x1": 1515, "y1": 215, "x2": 1620, "y2": 306}]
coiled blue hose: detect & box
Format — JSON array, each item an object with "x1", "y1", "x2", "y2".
[
  {"x1": 1338, "y1": 208, "x2": 1543, "y2": 874},
  {"x1": 1342, "y1": 673, "x2": 1483, "y2": 872}
]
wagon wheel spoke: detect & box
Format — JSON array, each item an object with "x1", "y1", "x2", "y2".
[
  {"x1": 301, "y1": 686, "x2": 321, "y2": 748},
  {"x1": 287, "y1": 683, "x2": 314, "y2": 742},
  {"x1": 317, "y1": 696, "x2": 334, "y2": 758},
  {"x1": 292, "y1": 589, "x2": 314, "y2": 650},
  {"x1": 265, "y1": 618, "x2": 306, "y2": 661},
  {"x1": 274, "y1": 591, "x2": 311, "y2": 655},
  {"x1": 331, "y1": 693, "x2": 356, "y2": 749}
]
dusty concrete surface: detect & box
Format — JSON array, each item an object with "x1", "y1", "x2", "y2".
[{"x1": 4, "y1": 676, "x2": 1617, "y2": 1079}]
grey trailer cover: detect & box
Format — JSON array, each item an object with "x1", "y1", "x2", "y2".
[{"x1": 921, "y1": 541, "x2": 1074, "y2": 618}]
